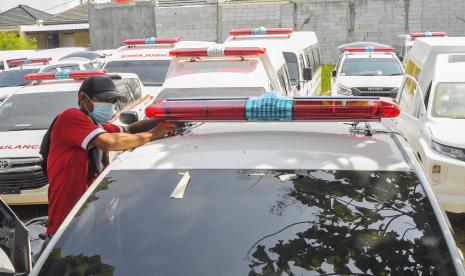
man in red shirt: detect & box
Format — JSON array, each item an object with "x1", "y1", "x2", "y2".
[{"x1": 46, "y1": 76, "x2": 175, "y2": 236}]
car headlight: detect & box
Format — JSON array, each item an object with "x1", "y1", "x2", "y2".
[
  {"x1": 338, "y1": 84, "x2": 352, "y2": 95},
  {"x1": 431, "y1": 141, "x2": 465, "y2": 161}
]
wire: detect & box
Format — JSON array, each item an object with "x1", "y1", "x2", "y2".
[{"x1": 44, "y1": 0, "x2": 81, "y2": 12}]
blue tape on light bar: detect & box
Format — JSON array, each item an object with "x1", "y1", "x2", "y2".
[
  {"x1": 253, "y1": 27, "x2": 267, "y2": 35},
  {"x1": 24, "y1": 59, "x2": 32, "y2": 64},
  {"x1": 365, "y1": 46, "x2": 375, "y2": 52},
  {"x1": 425, "y1": 31, "x2": 432, "y2": 37},
  {"x1": 55, "y1": 69, "x2": 71, "y2": 79},
  {"x1": 245, "y1": 92, "x2": 293, "y2": 121},
  {"x1": 145, "y1": 37, "x2": 156, "y2": 44}
]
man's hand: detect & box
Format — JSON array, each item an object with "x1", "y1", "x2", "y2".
[{"x1": 148, "y1": 122, "x2": 176, "y2": 140}]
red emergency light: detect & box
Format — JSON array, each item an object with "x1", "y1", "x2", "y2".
[
  {"x1": 169, "y1": 47, "x2": 266, "y2": 57},
  {"x1": 229, "y1": 27, "x2": 294, "y2": 36},
  {"x1": 145, "y1": 92, "x2": 400, "y2": 122},
  {"x1": 24, "y1": 70, "x2": 107, "y2": 81},
  {"x1": 9, "y1": 57, "x2": 52, "y2": 65},
  {"x1": 123, "y1": 37, "x2": 180, "y2": 45},
  {"x1": 344, "y1": 47, "x2": 395, "y2": 53},
  {"x1": 409, "y1": 32, "x2": 447, "y2": 40}
]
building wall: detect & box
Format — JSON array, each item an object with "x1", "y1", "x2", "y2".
[{"x1": 89, "y1": 0, "x2": 465, "y2": 63}]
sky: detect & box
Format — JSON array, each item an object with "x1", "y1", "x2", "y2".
[{"x1": 0, "y1": 0, "x2": 109, "y2": 14}]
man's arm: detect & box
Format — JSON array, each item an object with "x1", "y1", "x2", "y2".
[
  {"x1": 91, "y1": 122, "x2": 175, "y2": 151},
  {"x1": 124, "y1": 118, "x2": 160, "y2": 134}
]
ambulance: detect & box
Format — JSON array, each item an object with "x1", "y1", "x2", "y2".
[
  {"x1": 390, "y1": 37, "x2": 465, "y2": 213},
  {"x1": 331, "y1": 46, "x2": 404, "y2": 98},
  {"x1": 0, "y1": 50, "x2": 36, "y2": 71},
  {"x1": 103, "y1": 37, "x2": 215, "y2": 97},
  {"x1": 153, "y1": 45, "x2": 291, "y2": 102},
  {"x1": 224, "y1": 27, "x2": 321, "y2": 96},
  {"x1": 0, "y1": 70, "x2": 150, "y2": 205},
  {"x1": 394, "y1": 32, "x2": 447, "y2": 62},
  {"x1": 0, "y1": 57, "x2": 52, "y2": 103}
]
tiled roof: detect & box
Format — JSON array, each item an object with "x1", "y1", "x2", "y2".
[
  {"x1": 0, "y1": 5, "x2": 51, "y2": 26},
  {"x1": 44, "y1": 4, "x2": 88, "y2": 25}
]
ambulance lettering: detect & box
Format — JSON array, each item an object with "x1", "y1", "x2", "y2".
[
  {"x1": 120, "y1": 53, "x2": 168, "y2": 58},
  {"x1": 0, "y1": 145, "x2": 40, "y2": 150}
]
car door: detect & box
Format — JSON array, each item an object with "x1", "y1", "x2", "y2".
[
  {"x1": 0, "y1": 198, "x2": 31, "y2": 275},
  {"x1": 394, "y1": 74, "x2": 426, "y2": 152}
]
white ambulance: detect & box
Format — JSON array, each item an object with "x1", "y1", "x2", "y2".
[
  {"x1": 394, "y1": 32, "x2": 447, "y2": 62},
  {"x1": 154, "y1": 45, "x2": 291, "y2": 102},
  {"x1": 0, "y1": 50, "x2": 36, "y2": 71},
  {"x1": 103, "y1": 37, "x2": 215, "y2": 97},
  {"x1": 0, "y1": 70, "x2": 150, "y2": 205},
  {"x1": 224, "y1": 27, "x2": 321, "y2": 96},
  {"x1": 391, "y1": 37, "x2": 465, "y2": 213},
  {"x1": 331, "y1": 46, "x2": 404, "y2": 98}
]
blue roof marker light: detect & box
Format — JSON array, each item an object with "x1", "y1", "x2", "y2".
[{"x1": 246, "y1": 92, "x2": 293, "y2": 121}]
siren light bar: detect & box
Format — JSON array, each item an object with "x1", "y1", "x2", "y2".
[
  {"x1": 409, "y1": 32, "x2": 447, "y2": 40},
  {"x1": 24, "y1": 70, "x2": 107, "y2": 81},
  {"x1": 145, "y1": 92, "x2": 400, "y2": 122},
  {"x1": 9, "y1": 57, "x2": 52, "y2": 65},
  {"x1": 345, "y1": 47, "x2": 395, "y2": 53},
  {"x1": 169, "y1": 47, "x2": 266, "y2": 57},
  {"x1": 123, "y1": 37, "x2": 181, "y2": 45},
  {"x1": 229, "y1": 27, "x2": 294, "y2": 36}
]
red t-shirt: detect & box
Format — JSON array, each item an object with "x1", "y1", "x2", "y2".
[{"x1": 47, "y1": 108, "x2": 122, "y2": 234}]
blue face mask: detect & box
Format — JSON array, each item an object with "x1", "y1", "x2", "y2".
[
  {"x1": 84, "y1": 95, "x2": 115, "y2": 124},
  {"x1": 91, "y1": 102, "x2": 116, "y2": 124}
]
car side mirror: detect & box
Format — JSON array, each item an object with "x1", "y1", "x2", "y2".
[
  {"x1": 119, "y1": 111, "x2": 139, "y2": 125},
  {"x1": 302, "y1": 67, "x2": 313, "y2": 81},
  {"x1": 331, "y1": 69, "x2": 337, "y2": 78}
]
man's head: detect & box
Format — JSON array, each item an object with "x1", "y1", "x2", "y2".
[{"x1": 78, "y1": 76, "x2": 127, "y2": 124}]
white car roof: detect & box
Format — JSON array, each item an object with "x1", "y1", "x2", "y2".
[
  {"x1": 225, "y1": 31, "x2": 318, "y2": 52},
  {"x1": 408, "y1": 37, "x2": 465, "y2": 67},
  {"x1": 31, "y1": 47, "x2": 86, "y2": 60},
  {"x1": 163, "y1": 58, "x2": 270, "y2": 89},
  {"x1": 110, "y1": 121, "x2": 411, "y2": 171},
  {"x1": 433, "y1": 53, "x2": 465, "y2": 82},
  {"x1": 0, "y1": 50, "x2": 36, "y2": 60},
  {"x1": 107, "y1": 41, "x2": 215, "y2": 62}
]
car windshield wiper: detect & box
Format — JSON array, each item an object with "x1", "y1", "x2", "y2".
[
  {"x1": 8, "y1": 127, "x2": 47, "y2": 131},
  {"x1": 388, "y1": 73, "x2": 404, "y2": 76}
]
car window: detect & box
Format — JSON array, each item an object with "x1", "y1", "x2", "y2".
[
  {"x1": 113, "y1": 80, "x2": 135, "y2": 110},
  {"x1": 37, "y1": 169, "x2": 456, "y2": 276},
  {"x1": 398, "y1": 79, "x2": 418, "y2": 116},
  {"x1": 105, "y1": 60, "x2": 170, "y2": 86},
  {"x1": 340, "y1": 58, "x2": 403, "y2": 76},
  {"x1": 0, "y1": 61, "x2": 4, "y2": 71},
  {"x1": 283, "y1": 53, "x2": 299, "y2": 86},
  {"x1": 125, "y1": 78, "x2": 142, "y2": 99},
  {"x1": 0, "y1": 91, "x2": 77, "y2": 131},
  {"x1": 432, "y1": 82, "x2": 465, "y2": 119},
  {"x1": 0, "y1": 69, "x2": 40, "y2": 87}
]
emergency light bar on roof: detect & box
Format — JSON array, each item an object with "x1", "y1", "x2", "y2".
[
  {"x1": 229, "y1": 27, "x2": 294, "y2": 36},
  {"x1": 344, "y1": 47, "x2": 395, "y2": 53},
  {"x1": 9, "y1": 57, "x2": 52, "y2": 65},
  {"x1": 145, "y1": 92, "x2": 400, "y2": 122},
  {"x1": 409, "y1": 32, "x2": 447, "y2": 40},
  {"x1": 24, "y1": 70, "x2": 107, "y2": 81},
  {"x1": 169, "y1": 47, "x2": 266, "y2": 57},
  {"x1": 123, "y1": 37, "x2": 181, "y2": 46}
]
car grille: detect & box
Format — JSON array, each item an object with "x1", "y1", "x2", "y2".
[
  {"x1": 351, "y1": 87, "x2": 398, "y2": 98},
  {"x1": 0, "y1": 157, "x2": 48, "y2": 194}
]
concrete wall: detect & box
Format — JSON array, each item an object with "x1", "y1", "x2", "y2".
[
  {"x1": 89, "y1": 1, "x2": 157, "y2": 49},
  {"x1": 89, "y1": 0, "x2": 465, "y2": 63}
]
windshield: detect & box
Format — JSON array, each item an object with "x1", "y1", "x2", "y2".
[
  {"x1": 0, "y1": 91, "x2": 77, "y2": 131},
  {"x1": 283, "y1": 52, "x2": 299, "y2": 86},
  {"x1": 433, "y1": 82, "x2": 465, "y2": 119},
  {"x1": 340, "y1": 58, "x2": 403, "y2": 76},
  {"x1": 0, "y1": 69, "x2": 40, "y2": 87},
  {"x1": 156, "y1": 87, "x2": 266, "y2": 101},
  {"x1": 105, "y1": 60, "x2": 170, "y2": 86},
  {"x1": 37, "y1": 169, "x2": 455, "y2": 275}
]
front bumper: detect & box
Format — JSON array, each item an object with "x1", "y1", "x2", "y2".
[
  {"x1": 0, "y1": 184, "x2": 48, "y2": 205},
  {"x1": 420, "y1": 139, "x2": 465, "y2": 213}
]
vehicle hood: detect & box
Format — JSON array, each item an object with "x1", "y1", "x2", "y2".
[
  {"x1": 0, "y1": 130, "x2": 46, "y2": 158},
  {"x1": 427, "y1": 118, "x2": 465, "y2": 148},
  {"x1": 338, "y1": 75, "x2": 404, "y2": 88},
  {"x1": 0, "y1": 86, "x2": 22, "y2": 99}
]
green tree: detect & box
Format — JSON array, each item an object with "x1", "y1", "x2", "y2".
[{"x1": 0, "y1": 32, "x2": 37, "y2": 50}]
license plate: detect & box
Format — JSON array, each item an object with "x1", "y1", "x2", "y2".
[{"x1": 0, "y1": 187, "x2": 20, "y2": 194}]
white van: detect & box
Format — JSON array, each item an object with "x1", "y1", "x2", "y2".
[
  {"x1": 391, "y1": 37, "x2": 465, "y2": 213},
  {"x1": 156, "y1": 44, "x2": 292, "y2": 100},
  {"x1": 394, "y1": 32, "x2": 447, "y2": 62},
  {"x1": 224, "y1": 27, "x2": 321, "y2": 96}
]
